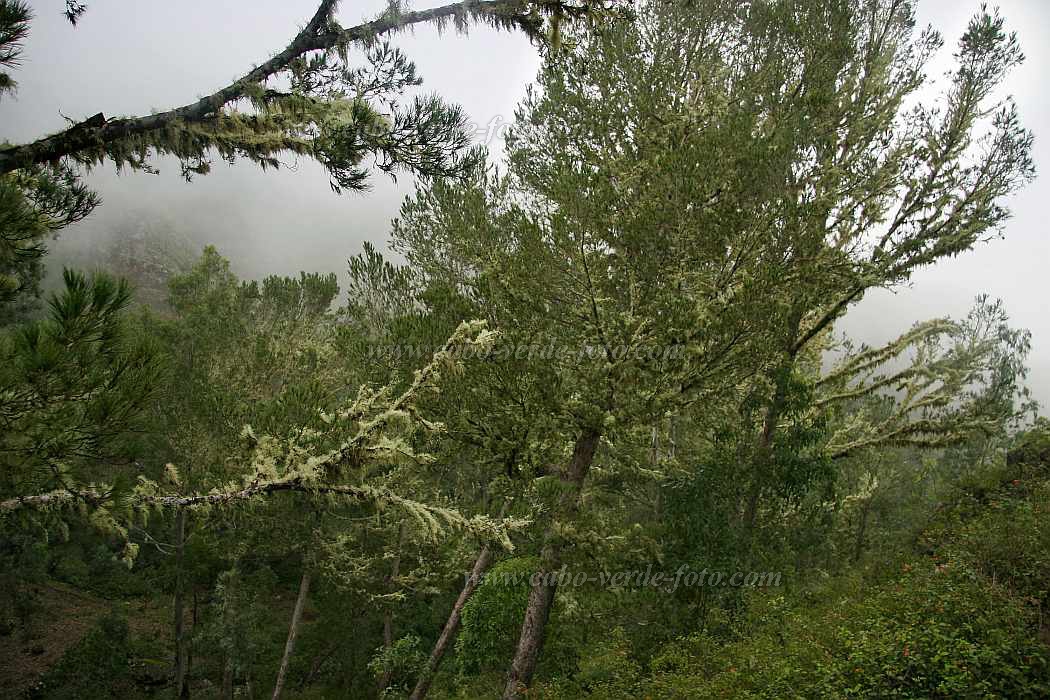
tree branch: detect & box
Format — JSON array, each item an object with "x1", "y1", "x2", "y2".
[
  {"x1": 0, "y1": 0, "x2": 605, "y2": 175},
  {"x1": 0, "y1": 478, "x2": 365, "y2": 514},
  {"x1": 791, "y1": 284, "x2": 866, "y2": 356}
]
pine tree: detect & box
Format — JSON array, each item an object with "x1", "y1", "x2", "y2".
[
  {"x1": 0, "y1": 0, "x2": 622, "y2": 316},
  {"x1": 385, "y1": 1, "x2": 1034, "y2": 694}
]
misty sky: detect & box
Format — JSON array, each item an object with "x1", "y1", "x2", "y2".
[{"x1": 4, "y1": 1, "x2": 1049, "y2": 406}]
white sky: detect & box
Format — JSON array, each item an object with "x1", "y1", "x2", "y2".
[{"x1": 5, "y1": 1, "x2": 1049, "y2": 406}]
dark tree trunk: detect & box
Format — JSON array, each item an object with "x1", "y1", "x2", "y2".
[
  {"x1": 743, "y1": 383, "x2": 784, "y2": 528},
  {"x1": 743, "y1": 309, "x2": 805, "y2": 529},
  {"x1": 221, "y1": 653, "x2": 234, "y2": 700},
  {"x1": 272, "y1": 569, "x2": 311, "y2": 700},
  {"x1": 410, "y1": 535, "x2": 499, "y2": 700},
  {"x1": 188, "y1": 589, "x2": 198, "y2": 689},
  {"x1": 502, "y1": 548, "x2": 561, "y2": 699},
  {"x1": 378, "y1": 523, "x2": 405, "y2": 693},
  {"x1": 501, "y1": 429, "x2": 600, "y2": 700},
  {"x1": 174, "y1": 507, "x2": 190, "y2": 698}
]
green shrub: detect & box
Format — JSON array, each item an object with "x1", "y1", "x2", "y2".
[
  {"x1": 369, "y1": 634, "x2": 428, "y2": 697},
  {"x1": 455, "y1": 557, "x2": 538, "y2": 675},
  {"x1": 815, "y1": 564, "x2": 1050, "y2": 698},
  {"x1": 51, "y1": 549, "x2": 90, "y2": 588},
  {"x1": 533, "y1": 627, "x2": 642, "y2": 699},
  {"x1": 454, "y1": 556, "x2": 578, "y2": 681},
  {"x1": 28, "y1": 610, "x2": 132, "y2": 699}
]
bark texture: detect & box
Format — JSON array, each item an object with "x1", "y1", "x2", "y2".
[
  {"x1": 174, "y1": 507, "x2": 189, "y2": 698},
  {"x1": 272, "y1": 570, "x2": 312, "y2": 700},
  {"x1": 410, "y1": 536, "x2": 499, "y2": 699},
  {"x1": 502, "y1": 429, "x2": 600, "y2": 700},
  {"x1": 378, "y1": 523, "x2": 405, "y2": 693}
]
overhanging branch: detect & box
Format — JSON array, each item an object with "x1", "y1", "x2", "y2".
[
  {"x1": 0, "y1": 478, "x2": 366, "y2": 514},
  {"x1": 0, "y1": 0, "x2": 607, "y2": 175}
]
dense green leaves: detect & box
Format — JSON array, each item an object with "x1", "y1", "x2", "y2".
[{"x1": 0, "y1": 0, "x2": 1045, "y2": 697}]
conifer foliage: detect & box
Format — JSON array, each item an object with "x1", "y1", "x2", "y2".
[{"x1": 0, "y1": 1, "x2": 1046, "y2": 698}]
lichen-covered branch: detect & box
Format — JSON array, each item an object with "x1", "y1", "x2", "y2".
[
  {"x1": 0, "y1": 0, "x2": 616, "y2": 176},
  {"x1": 1, "y1": 320, "x2": 520, "y2": 548},
  {"x1": 819, "y1": 297, "x2": 1033, "y2": 462}
]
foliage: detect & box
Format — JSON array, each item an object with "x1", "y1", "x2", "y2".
[
  {"x1": 0, "y1": 1, "x2": 616, "y2": 320},
  {"x1": 456, "y1": 557, "x2": 539, "y2": 675},
  {"x1": 0, "y1": 165, "x2": 98, "y2": 322},
  {"x1": 0, "y1": 0, "x2": 1045, "y2": 697},
  {"x1": 0, "y1": 269, "x2": 160, "y2": 502},
  {"x1": 0, "y1": 0, "x2": 30, "y2": 99},
  {"x1": 531, "y1": 433, "x2": 1050, "y2": 698},
  {"x1": 28, "y1": 610, "x2": 132, "y2": 699},
  {"x1": 369, "y1": 634, "x2": 428, "y2": 697}
]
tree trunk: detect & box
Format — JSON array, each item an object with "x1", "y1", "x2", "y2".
[
  {"x1": 502, "y1": 429, "x2": 600, "y2": 700},
  {"x1": 743, "y1": 366, "x2": 789, "y2": 528},
  {"x1": 302, "y1": 641, "x2": 340, "y2": 690},
  {"x1": 174, "y1": 507, "x2": 190, "y2": 698},
  {"x1": 272, "y1": 569, "x2": 311, "y2": 700},
  {"x1": 221, "y1": 653, "x2": 234, "y2": 700},
  {"x1": 743, "y1": 308, "x2": 809, "y2": 524},
  {"x1": 410, "y1": 533, "x2": 499, "y2": 700},
  {"x1": 378, "y1": 523, "x2": 405, "y2": 693},
  {"x1": 188, "y1": 589, "x2": 198, "y2": 690},
  {"x1": 668, "y1": 415, "x2": 677, "y2": 460},
  {"x1": 502, "y1": 547, "x2": 561, "y2": 700}
]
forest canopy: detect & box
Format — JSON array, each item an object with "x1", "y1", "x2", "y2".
[{"x1": 0, "y1": 1, "x2": 1046, "y2": 698}]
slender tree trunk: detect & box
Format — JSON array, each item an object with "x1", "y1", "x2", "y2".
[
  {"x1": 742, "y1": 307, "x2": 804, "y2": 530},
  {"x1": 502, "y1": 429, "x2": 600, "y2": 700},
  {"x1": 221, "y1": 653, "x2": 234, "y2": 700},
  {"x1": 410, "y1": 513, "x2": 503, "y2": 700},
  {"x1": 188, "y1": 589, "x2": 198, "y2": 689},
  {"x1": 174, "y1": 507, "x2": 190, "y2": 698},
  {"x1": 743, "y1": 385, "x2": 784, "y2": 528},
  {"x1": 502, "y1": 547, "x2": 561, "y2": 700},
  {"x1": 739, "y1": 363, "x2": 793, "y2": 574},
  {"x1": 378, "y1": 523, "x2": 405, "y2": 693},
  {"x1": 272, "y1": 569, "x2": 311, "y2": 700}
]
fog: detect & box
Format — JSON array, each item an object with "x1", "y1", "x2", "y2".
[{"x1": 4, "y1": 0, "x2": 1049, "y2": 405}]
